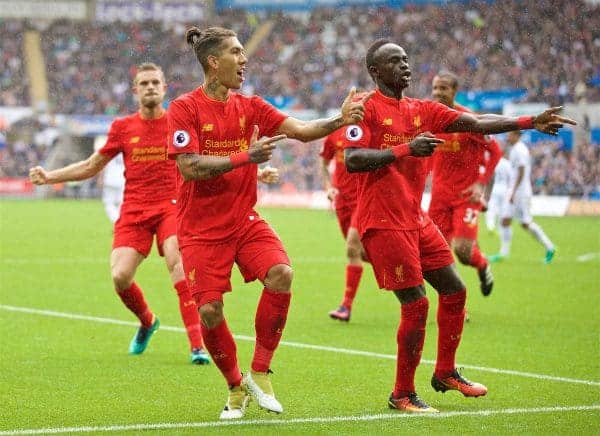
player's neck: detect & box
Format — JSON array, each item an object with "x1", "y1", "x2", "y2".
[
  {"x1": 377, "y1": 84, "x2": 404, "y2": 100},
  {"x1": 202, "y1": 78, "x2": 229, "y2": 102},
  {"x1": 138, "y1": 106, "x2": 165, "y2": 120}
]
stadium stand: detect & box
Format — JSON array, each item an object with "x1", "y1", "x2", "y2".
[
  {"x1": 0, "y1": 0, "x2": 598, "y2": 199},
  {"x1": 0, "y1": 20, "x2": 28, "y2": 107}
]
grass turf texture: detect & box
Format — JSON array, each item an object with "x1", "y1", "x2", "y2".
[{"x1": 1, "y1": 199, "x2": 599, "y2": 434}]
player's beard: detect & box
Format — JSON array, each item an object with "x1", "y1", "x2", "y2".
[{"x1": 141, "y1": 95, "x2": 161, "y2": 109}]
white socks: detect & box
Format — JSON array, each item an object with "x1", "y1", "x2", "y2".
[
  {"x1": 499, "y1": 225, "x2": 512, "y2": 257},
  {"x1": 527, "y1": 222, "x2": 554, "y2": 251}
]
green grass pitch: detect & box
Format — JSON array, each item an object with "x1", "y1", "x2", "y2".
[{"x1": 1, "y1": 199, "x2": 599, "y2": 434}]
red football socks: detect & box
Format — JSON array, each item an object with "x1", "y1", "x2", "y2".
[
  {"x1": 469, "y1": 244, "x2": 488, "y2": 270},
  {"x1": 116, "y1": 282, "x2": 154, "y2": 328},
  {"x1": 252, "y1": 288, "x2": 291, "y2": 373},
  {"x1": 435, "y1": 289, "x2": 467, "y2": 378},
  {"x1": 342, "y1": 264, "x2": 363, "y2": 309},
  {"x1": 202, "y1": 319, "x2": 242, "y2": 386},
  {"x1": 393, "y1": 297, "x2": 429, "y2": 398},
  {"x1": 174, "y1": 280, "x2": 204, "y2": 350}
]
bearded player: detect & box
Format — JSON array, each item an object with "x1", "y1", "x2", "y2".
[
  {"x1": 168, "y1": 26, "x2": 371, "y2": 420},
  {"x1": 30, "y1": 63, "x2": 211, "y2": 364}
]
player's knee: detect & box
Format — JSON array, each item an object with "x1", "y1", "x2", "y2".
[
  {"x1": 346, "y1": 244, "x2": 361, "y2": 262},
  {"x1": 428, "y1": 265, "x2": 466, "y2": 295},
  {"x1": 393, "y1": 285, "x2": 426, "y2": 304},
  {"x1": 453, "y1": 245, "x2": 471, "y2": 265},
  {"x1": 169, "y1": 261, "x2": 185, "y2": 281},
  {"x1": 198, "y1": 301, "x2": 224, "y2": 328},
  {"x1": 264, "y1": 264, "x2": 293, "y2": 291},
  {"x1": 111, "y1": 266, "x2": 134, "y2": 291},
  {"x1": 440, "y1": 275, "x2": 466, "y2": 294}
]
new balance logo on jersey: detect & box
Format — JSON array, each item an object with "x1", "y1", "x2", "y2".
[
  {"x1": 413, "y1": 116, "x2": 421, "y2": 129},
  {"x1": 129, "y1": 136, "x2": 140, "y2": 143},
  {"x1": 202, "y1": 124, "x2": 214, "y2": 132},
  {"x1": 382, "y1": 118, "x2": 393, "y2": 126}
]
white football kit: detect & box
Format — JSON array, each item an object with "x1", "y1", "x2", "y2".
[
  {"x1": 502, "y1": 140, "x2": 533, "y2": 224},
  {"x1": 102, "y1": 153, "x2": 125, "y2": 223},
  {"x1": 486, "y1": 157, "x2": 511, "y2": 231}
]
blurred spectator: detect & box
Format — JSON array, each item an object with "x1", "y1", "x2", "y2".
[
  {"x1": 3, "y1": 0, "x2": 598, "y2": 112},
  {"x1": 41, "y1": 10, "x2": 257, "y2": 115},
  {"x1": 1, "y1": 1, "x2": 599, "y2": 198},
  {"x1": 0, "y1": 116, "x2": 55, "y2": 177},
  {"x1": 0, "y1": 20, "x2": 28, "y2": 106},
  {"x1": 530, "y1": 141, "x2": 599, "y2": 197}
]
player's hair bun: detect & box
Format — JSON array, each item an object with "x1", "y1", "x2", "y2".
[{"x1": 186, "y1": 27, "x2": 202, "y2": 47}]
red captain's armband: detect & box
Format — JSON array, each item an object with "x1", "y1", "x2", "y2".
[
  {"x1": 517, "y1": 116, "x2": 534, "y2": 130},
  {"x1": 391, "y1": 143, "x2": 410, "y2": 159},
  {"x1": 229, "y1": 151, "x2": 251, "y2": 168}
]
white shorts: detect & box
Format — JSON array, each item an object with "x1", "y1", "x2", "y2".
[
  {"x1": 487, "y1": 192, "x2": 504, "y2": 216},
  {"x1": 501, "y1": 195, "x2": 532, "y2": 224},
  {"x1": 102, "y1": 186, "x2": 124, "y2": 223}
]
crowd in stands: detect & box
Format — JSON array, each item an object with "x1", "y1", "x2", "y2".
[
  {"x1": 39, "y1": 9, "x2": 253, "y2": 115},
  {"x1": 0, "y1": 20, "x2": 28, "y2": 107},
  {"x1": 531, "y1": 141, "x2": 599, "y2": 198},
  {"x1": 0, "y1": 117, "x2": 56, "y2": 178},
  {"x1": 1, "y1": 0, "x2": 597, "y2": 113},
  {"x1": 1, "y1": 0, "x2": 599, "y2": 198},
  {"x1": 246, "y1": 0, "x2": 599, "y2": 111}
]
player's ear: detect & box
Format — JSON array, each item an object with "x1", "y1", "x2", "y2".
[
  {"x1": 207, "y1": 55, "x2": 219, "y2": 70},
  {"x1": 368, "y1": 65, "x2": 378, "y2": 79}
]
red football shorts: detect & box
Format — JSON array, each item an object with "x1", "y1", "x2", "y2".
[
  {"x1": 335, "y1": 205, "x2": 358, "y2": 239},
  {"x1": 113, "y1": 204, "x2": 176, "y2": 257},
  {"x1": 429, "y1": 200, "x2": 482, "y2": 242},
  {"x1": 361, "y1": 217, "x2": 454, "y2": 290},
  {"x1": 180, "y1": 215, "x2": 290, "y2": 307}
]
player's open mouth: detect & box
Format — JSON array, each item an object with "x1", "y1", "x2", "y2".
[{"x1": 237, "y1": 69, "x2": 245, "y2": 81}]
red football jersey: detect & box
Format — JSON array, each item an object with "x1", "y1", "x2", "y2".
[
  {"x1": 99, "y1": 112, "x2": 175, "y2": 213},
  {"x1": 167, "y1": 87, "x2": 287, "y2": 244},
  {"x1": 430, "y1": 104, "x2": 502, "y2": 204},
  {"x1": 319, "y1": 128, "x2": 357, "y2": 210},
  {"x1": 343, "y1": 90, "x2": 460, "y2": 233}
]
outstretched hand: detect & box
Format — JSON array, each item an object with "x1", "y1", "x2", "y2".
[
  {"x1": 29, "y1": 166, "x2": 49, "y2": 185},
  {"x1": 326, "y1": 187, "x2": 339, "y2": 201},
  {"x1": 409, "y1": 132, "x2": 444, "y2": 157},
  {"x1": 248, "y1": 125, "x2": 287, "y2": 164},
  {"x1": 340, "y1": 87, "x2": 375, "y2": 125},
  {"x1": 533, "y1": 106, "x2": 577, "y2": 135},
  {"x1": 258, "y1": 166, "x2": 280, "y2": 184},
  {"x1": 461, "y1": 181, "x2": 485, "y2": 203}
]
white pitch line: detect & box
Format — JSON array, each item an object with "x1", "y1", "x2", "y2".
[
  {"x1": 4, "y1": 254, "x2": 600, "y2": 264},
  {"x1": 1, "y1": 405, "x2": 599, "y2": 435},
  {"x1": 1, "y1": 304, "x2": 599, "y2": 387},
  {"x1": 576, "y1": 252, "x2": 600, "y2": 262}
]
